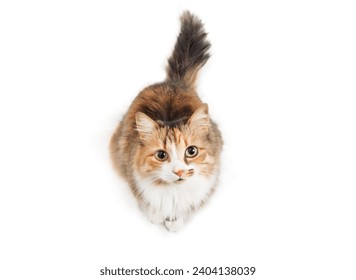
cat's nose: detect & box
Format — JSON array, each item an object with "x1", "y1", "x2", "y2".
[{"x1": 173, "y1": 169, "x2": 184, "y2": 177}]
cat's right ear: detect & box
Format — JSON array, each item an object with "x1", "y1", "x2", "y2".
[{"x1": 135, "y1": 112, "x2": 158, "y2": 142}]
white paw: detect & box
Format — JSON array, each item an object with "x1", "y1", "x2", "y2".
[
  {"x1": 165, "y1": 217, "x2": 184, "y2": 232},
  {"x1": 147, "y1": 209, "x2": 165, "y2": 224}
]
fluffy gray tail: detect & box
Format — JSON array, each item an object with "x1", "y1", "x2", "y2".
[{"x1": 166, "y1": 11, "x2": 211, "y2": 87}]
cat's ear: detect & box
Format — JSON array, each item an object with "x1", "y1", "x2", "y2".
[
  {"x1": 188, "y1": 103, "x2": 210, "y2": 133},
  {"x1": 135, "y1": 112, "x2": 158, "y2": 142}
]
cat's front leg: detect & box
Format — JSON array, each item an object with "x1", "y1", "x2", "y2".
[
  {"x1": 165, "y1": 217, "x2": 184, "y2": 232},
  {"x1": 146, "y1": 207, "x2": 165, "y2": 225}
]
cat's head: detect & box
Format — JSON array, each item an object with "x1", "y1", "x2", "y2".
[{"x1": 133, "y1": 104, "x2": 217, "y2": 185}]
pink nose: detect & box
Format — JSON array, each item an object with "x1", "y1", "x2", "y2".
[{"x1": 174, "y1": 169, "x2": 184, "y2": 177}]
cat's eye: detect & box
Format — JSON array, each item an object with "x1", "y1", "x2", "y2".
[
  {"x1": 185, "y1": 146, "x2": 198, "y2": 158},
  {"x1": 155, "y1": 150, "x2": 168, "y2": 161}
]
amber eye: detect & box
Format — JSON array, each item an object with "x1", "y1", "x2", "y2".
[
  {"x1": 185, "y1": 146, "x2": 198, "y2": 158},
  {"x1": 155, "y1": 150, "x2": 168, "y2": 161}
]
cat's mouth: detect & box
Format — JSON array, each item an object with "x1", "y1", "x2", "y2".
[
  {"x1": 153, "y1": 178, "x2": 185, "y2": 185},
  {"x1": 175, "y1": 178, "x2": 185, "y2": 183}
]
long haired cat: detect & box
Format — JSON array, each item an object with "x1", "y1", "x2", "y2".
[{"x1": 110, "y1": 11, "x2": 223, "y2": 231}]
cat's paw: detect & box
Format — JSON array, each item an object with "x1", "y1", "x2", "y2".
[
  {"x1": 147, "y1": 209, "x2": 165, "y2": 224},
  {"x1": 165, "y1": 217, "x2": 184, "y2": 232}
]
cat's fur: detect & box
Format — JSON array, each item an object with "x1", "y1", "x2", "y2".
[{"x1": 110, "y1": 11, "x2": 223, "y2": 231}]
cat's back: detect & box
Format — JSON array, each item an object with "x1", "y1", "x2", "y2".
[{"x1": 126, "y1": 81, "x2": 203, "y2": 127}]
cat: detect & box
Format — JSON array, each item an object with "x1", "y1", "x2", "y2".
[{"x1": 110, "y1": 11, "x2": 223, "y2": 231}]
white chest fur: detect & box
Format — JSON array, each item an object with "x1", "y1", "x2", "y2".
[{"x1": 134, "y1": 172, "x2": 217, "y2": 220}]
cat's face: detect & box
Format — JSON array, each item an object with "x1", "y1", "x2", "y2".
[{"x1": 134, "y1": 104, "x2": 216, "y2": 185}]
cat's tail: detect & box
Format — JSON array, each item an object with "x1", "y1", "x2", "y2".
[{"x1": 166, "y1": 11, "x2": 211, "y2": 88}]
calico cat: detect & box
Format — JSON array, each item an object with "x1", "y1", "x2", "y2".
[{"x1": 110, "y1": 11, "x2": 223, "y2": 231}]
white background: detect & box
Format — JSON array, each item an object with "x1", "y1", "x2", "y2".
[{"x1": 1, "y1": 1, "x2": 355, "y2": 279}]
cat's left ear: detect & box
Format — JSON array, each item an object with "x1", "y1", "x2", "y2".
[
  {"x1": 135, "y1": 112, "x2": 158, "y2": 142},
  {"x1": 188, "y1": 103, "x2": 210, "y2": 133}
]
